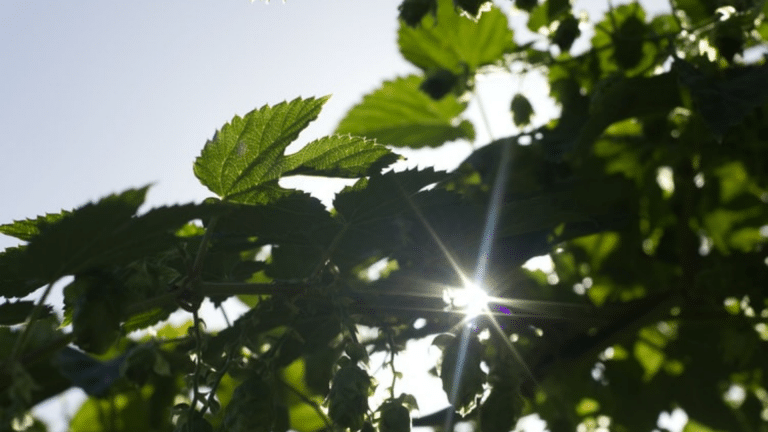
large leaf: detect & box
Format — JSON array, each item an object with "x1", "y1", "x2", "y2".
[
  {"x1": 398, "y1": 0, "x2": 515, "y2": 74},
  {"x1": 335, "y1": 75, "x2": 474, "y2": 148},
  {"x1": 283, "y1": 135, "x2": 399, "y2": 178},
  {"x1": 194, "y1": 96, "x2": 329, "y2": 203},
  {"x1": 195, "y1": 97, "x2": 396, "y2": 204},
  {"x1": 0, "y1": 212, "x2": 70, "y2": 242},
  {"x1": 0, "y1": 188, "x2": 222, "y2": 298}
]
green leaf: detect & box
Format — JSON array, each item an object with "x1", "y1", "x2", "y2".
[
  {"x1": 336, "y1": 75, "x2": 474, "y2": 148},
  {"x1": 283, "y1": 135, "x2": 398, "y2": 178},
  {"x1": 511, "y1": 93, "x2": 534, "y2": 127},
  {"x1": 194, "y1": 96, "x2": 329, "y2": 203},
  {"x1": 398, "y1": 0, "x2": 515, "y2": 74},
  {"x1": 0, "y1": 212, "x2": 70, "y2": 242},
  {"x1": 683, "y1": 420, "x2": 722, "y2": 432},
  {"x1": 677, "y1": 60, "x2": 768, "y2": 137},
  {"x1": 0, "y1": 301, "x2": 52, "y2": 326},
  {"x1": 577, "y1": 72, "x2": 681, "y2": 153},
  {"x1": 399, "y1": 0, "x2": 438, "y2": 27},
  {"x1": 0, "y1": 189, "x2": 223, "y2": 298},
  {"x1": 612, "y1": 14, "x2": 647, "y2": 70},
  {"x1": 527, "y1": 0, "x2": 570, "y2": 32}
]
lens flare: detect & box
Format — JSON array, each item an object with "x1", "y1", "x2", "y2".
[{"x1": 443, "y1": 282, "x2": 489, "y2": 318}]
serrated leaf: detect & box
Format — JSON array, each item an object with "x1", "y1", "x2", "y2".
[
  {"x1": 0, "y1": 212, "x2": 70, "y2": 242},
  {"x1": 336, "y1": 75, "x2": 474, "y2": 148},
  {"x1": 0, "y1": 301, "x2": 52, "y2": 326},
  {"x1": 194, "y1": 96, "x2": 330, "y2": 203},
  {"x1": 283, "y1": 135, "x2": 398, "y2": 178},
  {"x1": 334, "y1": 168, "x2": 448, "y2": 224},
  {"x1": 398, "y1": 0, "x2": 515, "y2": 74},
  {"x1": 0, "y1": 189, "x2": 224, "y2": 298}
]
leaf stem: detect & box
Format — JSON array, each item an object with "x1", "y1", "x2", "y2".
[
  {"x1": 190, "y1": 216, "x2": 219, "y2": 281},
  {"x1": 9, "y1": 280, "x2": 58, "y2": 363}
]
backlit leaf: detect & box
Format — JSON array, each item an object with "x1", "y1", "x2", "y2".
[
  {"x1": 398, "y1": 0, "x2": 515, "y2": 73},
  {"x1": 194, "y1": 96, "x2": 329, "y2": 203},
  {"x1": 283, "y1": 135, "x2": 398, "y2": 178},
  {"x1": 0, "y1": 212, "x2": 70, "y2": 242},
  {"x1": 336, "y1": 75, "x2": 474, "y2": 148}
]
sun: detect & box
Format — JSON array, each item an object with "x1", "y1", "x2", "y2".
[{"x1": 443, "y1": 281, "x2": 490, "y2": 318}]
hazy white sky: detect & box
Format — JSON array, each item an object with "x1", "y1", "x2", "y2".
[{"x1": 0, "y1": 0, "x2": 419, "y2": 250}]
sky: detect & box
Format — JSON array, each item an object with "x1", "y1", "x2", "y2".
[{"x1": 0, "y1": 0, "x2": 684, "y2": 431}]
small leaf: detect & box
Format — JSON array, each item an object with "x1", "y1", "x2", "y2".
[
  {"x1": 399, "y1": 0, "x2": 437, "y2": 26},
  {"x1": 194, "y1": 96, "x2": 329, "y2": 203},
  {"x1": 510, "y1": 94, "x2": 534, "y2": 127},
  {"x1": 328, "y1": 364, "x2": 371, "y2": 431},
  {"x1": 612, "y1": 14, "x2": 646, "y2": 70},
  {"x1": 515, "y1": 0, "x2": 537, "y2": 11},
  {"x1": 379, "y1": 400, "x2": 411, "y2": 432},
  {"x1": 420, "y1": 69, "x2": 460, "y2": 100},
  {"x1": 224, "y1": 376, "x2": 276, "y2": 432},
  {"x1": 479, "y1": 386, "x2": 522, "y2": 432},
  {"x1": 398, "y1": 0, "x2": 515, "y2": 74},
  {"x1": 336, "y1": 75, "x2": 474, "y2": 148},
  {"x1": 551, "y1": 14, "x2": 580, "y2": 53},
  {"x1": 454, "y1": 0, "x2": 490, "y2": 18},
  {"x1": 439, "y1": 333, "x2": 485, "y2": 413}
]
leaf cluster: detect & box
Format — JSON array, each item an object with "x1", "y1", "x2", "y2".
[{"x1": 3, "y1": 0, "x2": 768, "y2": 431}]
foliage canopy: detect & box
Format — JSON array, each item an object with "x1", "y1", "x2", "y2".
[{"x1": 2, "y1": 0, "x2": 768, "y2": 431}]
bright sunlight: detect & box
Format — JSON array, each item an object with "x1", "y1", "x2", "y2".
[{"x1": 443, "y1": 282, "x2": 490, "y2": 318}]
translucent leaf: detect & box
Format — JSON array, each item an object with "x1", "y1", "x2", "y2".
[
  {"x1": 398, "y1": 0, "x2": 515, "y2": 74},
  {"x1": 0, "y1": 211, "x2": 70, "y2": 242},
  {"x1": 283, "y1": 135, "x2": 398, "y2": 178},
  {"x1": 194, "y1": 96, "x2": 329, "y2": 203},
  {"x1": 195, "y1": 97, "x2": 396, "y2": 204},
  {"x1": 336, "y1": 76, "x2": 474, "y2": 148}
]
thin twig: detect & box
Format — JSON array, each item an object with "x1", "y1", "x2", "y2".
[{"x1": 278, "y1": 378, "x2": 332, "y2": 431}]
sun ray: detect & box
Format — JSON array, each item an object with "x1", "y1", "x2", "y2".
[{"x1": 390, "y1": 142, "x2": 550, "y2": 432}]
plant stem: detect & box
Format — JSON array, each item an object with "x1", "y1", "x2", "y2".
[{"x1": 8, "y1": 280, "x2": 58, "y2": 363}]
